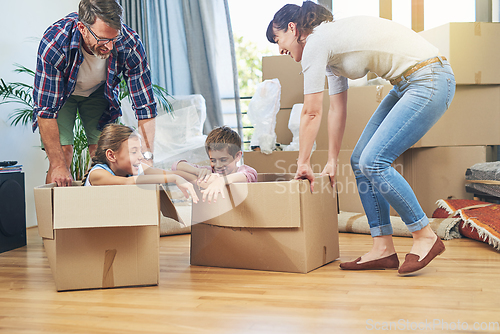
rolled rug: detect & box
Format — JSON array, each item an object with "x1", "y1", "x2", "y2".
[{"x1": 338, "y1": 211, "x2": 461, "y2": 240}]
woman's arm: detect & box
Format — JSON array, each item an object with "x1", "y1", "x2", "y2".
[
  {"x1": 295, "y1": 91, "x2": 324, "y2": 191},
  {"x1": 322, "y1": 90, "x2": 348, "y2": 186}
]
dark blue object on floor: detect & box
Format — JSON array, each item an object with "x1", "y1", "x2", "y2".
[{"x1": 0, "y1": 172, "x2": 27, "y2": 253}]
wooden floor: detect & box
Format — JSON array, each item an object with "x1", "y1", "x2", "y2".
[{"x1": 1, "y1": 228, "x2": 500, "y2": 334}]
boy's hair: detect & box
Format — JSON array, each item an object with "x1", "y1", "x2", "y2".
[
  {"x1": 205, "y1": 126, "x2": 242, "y2": 157},
  {"x1": 79, "y1": 0, "x2": 123, "y2": 30},
  {"x1": 81, "y1": 123, "x2": 139, "y2": 185}
]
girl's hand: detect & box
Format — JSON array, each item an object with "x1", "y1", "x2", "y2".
[
  {"x1": 201, "y1": 176, "x2": 226, "y2": 203},
  {"x1": 320, "y1": 161, "x2": 337, "y2": 188},
  {"x1": 294, "y1": 163, "x2": 315, "y2": 193},
  {"x1": 174, "y1": 175, "x2": 199, "y2": 203}
]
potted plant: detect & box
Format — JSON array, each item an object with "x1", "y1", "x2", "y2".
[{"x1": 1, "y1": 63, "x2": 173, "y2": 180}]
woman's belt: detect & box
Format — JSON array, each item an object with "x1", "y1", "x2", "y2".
[{"x1": 390, "y1": 56, "x2": 447, "y2": 86}]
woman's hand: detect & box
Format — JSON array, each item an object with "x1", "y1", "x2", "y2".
[
  {"x1": 294, "y1": 162, "x2": 315, "y2": 192},
  {"x1": 201, "y1": 176, "x2": 226, "y2": 203},
  {"x1": 174, "y1": 175, "x2": 199, "y2": 203},
  {"x1": 320, "y1": 161, "x2": 337, "y2": 188}
]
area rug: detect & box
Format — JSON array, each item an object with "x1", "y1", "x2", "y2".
[
  {"x1": 338, "y1": 211, "x2": 461, "y2": 240},
  {"x1": 435, "y1": 199, "x2": 500, "y2": 251}
]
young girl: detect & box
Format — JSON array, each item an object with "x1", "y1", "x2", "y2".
[
  {"x1": 82, "y1": 124, "x2": 198, "y2": 203},
  {"x1": 267, "y1": 2, "x2": 455, "y2": 274}
]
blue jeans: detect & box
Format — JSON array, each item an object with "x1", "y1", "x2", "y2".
[{"x1": 350, "y1": 58, "x2": 456, "y2": 237}]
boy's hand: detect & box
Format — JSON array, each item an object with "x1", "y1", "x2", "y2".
[
  {"x1": 201, "y1": 176, "x2": 226, "y2": 203},
  {"x1": 174, "y1": 175, "x2": 199, "y2": 203},
  {"x1": 196, "y1": 169, "x2": 213, "y2": 187},
  {"x1": 197, "y1": 173, "x2": 221, "y2": 189}
]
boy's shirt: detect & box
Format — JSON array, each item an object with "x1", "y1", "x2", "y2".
[{"x1": 171, "y1": 160, "x2": 257, "y2": 183}]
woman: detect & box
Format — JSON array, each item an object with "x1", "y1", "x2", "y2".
[{"x1": 267, "y1": 1, "x2": 455, "y2": 274}]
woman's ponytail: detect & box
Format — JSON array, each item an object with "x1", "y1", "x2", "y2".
[
  {"x1": 297, "y1": 1, "x2": 333, "y2": 38},
  {"x1": 267, "y1": 1, "x2": 333, "y2": 45}
]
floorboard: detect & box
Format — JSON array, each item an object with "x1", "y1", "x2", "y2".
[{"x1": 0, "y1": 227, "x2": 499, "y2": 333}]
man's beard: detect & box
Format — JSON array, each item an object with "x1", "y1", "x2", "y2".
[{"x1": 89, "y1": 44, "x2": 111, "y2": 59}]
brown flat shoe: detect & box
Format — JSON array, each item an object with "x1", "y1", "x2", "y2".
[
  {"x1": 398, "y1": 237, "x2": 445, "y2": 275},
  {"x1": 339, "y1": 253, "x2": 399, "y2": 270}
]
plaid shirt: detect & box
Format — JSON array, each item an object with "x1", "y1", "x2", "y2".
[{"x1": 32, "y1": 12, "x2": 157, "y2": 132}]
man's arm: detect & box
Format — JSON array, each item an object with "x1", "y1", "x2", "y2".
[
  {"x1": 124, "y1": 35, "x2": 158, "y2": 160},
  {"x1": 38, "y1": 118, "x2": 73, "y2": 186},
  {"x1": 138, "y1": 118, "x2": 155, "y2": 162}
]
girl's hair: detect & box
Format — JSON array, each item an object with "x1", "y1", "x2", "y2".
[
  {"x1": 81, "y1": 124, "x2": 139, "y2": 185},
  {"x1": 205, "y1": 126, "x2": 242, "y2": 158},
  {"x1": 79, "y1": 0, "x2": 123, "y2": 30},
  {"x1": 266, "y1": 1, "x2": 333, "y2": 44}
]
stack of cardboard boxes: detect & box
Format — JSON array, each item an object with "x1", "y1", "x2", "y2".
[{"x1": 245, "y1": 22, "x2": 500, "y2": 217}]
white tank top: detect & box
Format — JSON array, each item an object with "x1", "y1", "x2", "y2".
[{"x1": 73, "y1": 46, "x2": 107, "y2": 97}]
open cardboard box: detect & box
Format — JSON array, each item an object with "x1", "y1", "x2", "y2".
[
  {"x1": 243, "y1": 150, "x2": 329, "y2": 174},
  {"x1": 190, "y1": 174, "x2": 339, "y2": 273},
  {"x1": 33, "y1": 183, "x2": 172, "y2": 291}
]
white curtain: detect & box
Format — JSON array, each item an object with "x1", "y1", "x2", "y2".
[{"x1": 120, "y1": 0, "x2": 241, "y2": 134}]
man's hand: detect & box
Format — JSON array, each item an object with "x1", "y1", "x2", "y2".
[
  {"x1": 49, "y1": 165, "x2": 73, "y2": 187},
  {"x1": 294, "y1": 163, "x2": 315, "y2": 193},
  {"x1": 39, "y1": 118, "x2": 73, "y2": 187}
]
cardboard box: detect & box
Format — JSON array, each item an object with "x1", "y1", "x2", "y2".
[
  {"x1": 34, "y1": 183, "x2": 164, "y2": 291},
  {"x1": 336, "y1": 150, "x2": 364, "y2": 214},
  {"x1": 190, "y1": 174, "x2": 339, "y2": 273},
  {"x1": 399, "y1": 145, "x2": 495, "y2": 217},
  {"x1": 339, "y1": 84, "x2": 500, "y2": 149},
  {"x1": 243, "y1": 150, "x2": 329, "y2": 174},
  {"x1": 267, "y1": 57, "x2": 500, "y2": 149},
  {"x1": 275, "y1": 89, "x2": 331, "y2": 150},
  {"x1": 343, "y1": 85, "x2": 392, "y2": 150},
  {"x1": 419, "y1": 22, "x2": 500, "y2": 84},
  {"x1": 262, "y1": 55, "x2": 304, "y2": 109},
  {"x1": 413, "y1": 85, "x2": 500, "y2": 147},
  {"x1": 336, "y1": 146, "x2": 495, "y2": 217}
]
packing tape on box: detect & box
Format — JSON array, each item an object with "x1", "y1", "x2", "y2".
[
  {"x1": 475, "y1": 71, "x2": 482, "y2": 84},
  {"x1": 375, "y1": 85, "x2": 384, "y2": 103},
  {"x1": 475, "y1": 22, "x2": 481, "y2": 36},
  {"x1": 466, "y1": 179, "x2": 500, "y2": 185},
  {"x1": 102, "y1": 249, "x2": 117, "y2": 288}
]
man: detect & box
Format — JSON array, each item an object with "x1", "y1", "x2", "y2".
[{"x1": 33, "y1": 0, "x2": 156, "y2": 187}]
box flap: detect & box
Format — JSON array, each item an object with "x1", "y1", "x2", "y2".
[
  {"x1": 159, "y1": 184, "x2": 184, "y2": 225},
  {"x1": 192, "y1": 176, "x2": 302, "y2": 228},
  {"x1": 34, "y1": 183, "x2": 56, "y2": 239},
  {"x1": 52, "y1": 184, "x2": 159, "y2": 229}
]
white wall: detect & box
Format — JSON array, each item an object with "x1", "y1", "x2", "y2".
[{"x1": 0, "y1": 0, "x2": 80, "y2": 227}]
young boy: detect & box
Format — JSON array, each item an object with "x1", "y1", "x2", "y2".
[{"x1": 172, "y1": 126, "x2": 257, "y2": 203}]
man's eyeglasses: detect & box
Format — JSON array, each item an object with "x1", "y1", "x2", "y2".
[{"x1": 83, "y1": 22, "x2": 121, "y2": 46}]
